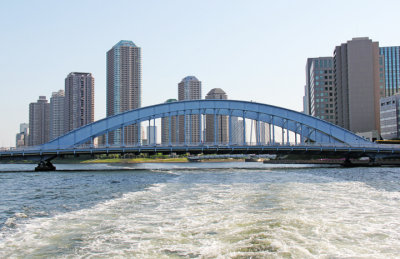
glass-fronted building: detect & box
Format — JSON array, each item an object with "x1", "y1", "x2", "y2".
[{"x1": 380, "y1": 46, "x2": 400, "y2": 97}]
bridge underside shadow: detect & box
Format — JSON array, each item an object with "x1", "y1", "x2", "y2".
[{"x1": 2, "y1": 143, "x2": 400, "y2": 170}]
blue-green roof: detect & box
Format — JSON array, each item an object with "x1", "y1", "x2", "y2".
[
  {"x1": 113, "y1": 40, "x2": 137, "y2": 48},
  {"x1": 182, "y1": 76, "x2": 199, "y2": 82}
]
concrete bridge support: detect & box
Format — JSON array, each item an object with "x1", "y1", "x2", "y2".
[
  {"x1": 35, "y1": 160, "x2": 56, "y2": 171},
  {"x1": 34, "y1": 155, "x2": 57, "y2": 171}
]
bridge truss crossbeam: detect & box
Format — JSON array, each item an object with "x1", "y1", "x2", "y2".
[{"x1": 38, "y1": 100, "x2": 371, "y2": 151}]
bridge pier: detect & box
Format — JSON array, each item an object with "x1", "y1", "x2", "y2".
[
  {"x1": 367, "y1": 156, "x2": 382, "y2": 167},
  {"x1": 342, "y1": 156, "x2": 382, "y2": 167},
  {"x1": 342, "y1": 157, "x2": 354, "y2": 167},
  {"x1": 35, "y1": 160, "x2": 56, "y2": 171}
]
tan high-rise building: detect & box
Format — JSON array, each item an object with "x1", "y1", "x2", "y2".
[
  {"x1": 50, "y1": 90, "x2": 65, "y2": 140},
  {"x1": 107, "y1": 40, "x2": 141, "y2": 145},
  {"x1": 28, "y1": 96, "x2": 50, "y2": 146},
  {"x1": 64, "y1": 72, "x2": 94, "y2": 133},
  {"x1": 178, "y1": 76, "x2": 202, "y2": 144},
  {"x1": 205, "y1": 88, "x2": 228, "y2": 144},
  {"x1": 161, "y1": 99, "x2": 178, "y2": 145},
  {"x1": 334, "y1": 37, "x2": 384, "y2": 135}
]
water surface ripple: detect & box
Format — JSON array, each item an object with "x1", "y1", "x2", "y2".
[{"x1": 1, "y1": 162, "x2": 399, "y2": 258}]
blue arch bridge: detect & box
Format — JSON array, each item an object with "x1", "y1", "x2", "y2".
[{"x1": 2, "y1": 100, "x2": 400, "y2": 170}]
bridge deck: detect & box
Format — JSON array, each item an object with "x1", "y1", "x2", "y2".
[{"x1": 1, "y1": 144, "x2": 400, "y2": 161}]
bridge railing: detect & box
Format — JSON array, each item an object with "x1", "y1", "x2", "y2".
[{"x1": 3, "y1": 141, "x2": 393, "y2": 154}]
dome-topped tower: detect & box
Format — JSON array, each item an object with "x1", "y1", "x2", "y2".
[
  {"x1": 206, "y1": 88, "x2": 227, "y2": 100},
  {"x1": 205, "y1": 88, "x2": 228, "y2": 144}
]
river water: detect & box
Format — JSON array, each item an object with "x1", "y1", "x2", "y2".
[{"x1": 1, "y1": 162, "x2": 400, "y2": 258}]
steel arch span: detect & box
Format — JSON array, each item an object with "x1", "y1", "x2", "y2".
[{"x1": 41, "y1": 99, "x2": 371, "y2": 149}]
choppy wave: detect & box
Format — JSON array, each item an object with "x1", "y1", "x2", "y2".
[{"x1": 1, "y1": 166, "x2": 400, "y2": 258}]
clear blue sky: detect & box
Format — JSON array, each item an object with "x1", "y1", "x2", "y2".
[{"x1": 1, "y1": 0, "x2": 399, "y2": 147}]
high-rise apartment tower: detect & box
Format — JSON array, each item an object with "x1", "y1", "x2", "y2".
[
  {"x1": 205, "y1": 88, "x2": 228, "y2": 144},
  {"x1": 107, "y1": 40, "x2": 142, "y2": 145},
  {"x1": 64, "y1": 72, "x2": 94, "y2": 133},
  {"x1": 50, "y1": 90, "x2": 65, "y2": 140},
  {"x1": 178, "y1": 76, "x2": 202, "y2": 144},
  {"x1": 161, "y1": 99, "x2": 178, "y2": 145},
  {"x1": 28, "y1": 96, "x2": 50, "y2": 146}
]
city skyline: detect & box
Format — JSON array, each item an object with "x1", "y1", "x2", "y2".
[{"x1": 1, "y1": 0, "x2": 400, "y2": 146}]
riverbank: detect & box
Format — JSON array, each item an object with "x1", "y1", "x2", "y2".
[
  {"x1": 0, "y1": 157, "x2": 246, "y2": 164},
  {"x1": 82, "y1": 157, "x2": 188, "y2": 163},
  {"x1": 82, "y1": 157, "x2": 245, "y2": 163}
]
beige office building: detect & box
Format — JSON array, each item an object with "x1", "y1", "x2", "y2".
[
  {"x1": 28, "y1": 96, "x2": 50, "y2": 146},
  {"x1": 205, "y1": 88, "x2": 228, "y2": 144},
  {"x1": 107, "y1": 40, "x2": 141, "y2": 145},
  {"x1": 178, "y1": 76, "x2": 201, "y2": 144},
  {"x1": 64, "y1": 72, "x2": 94, "y2": 133},
  {"x1": 334, "y1": 37, "x2": 384, "y2": 135}
]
